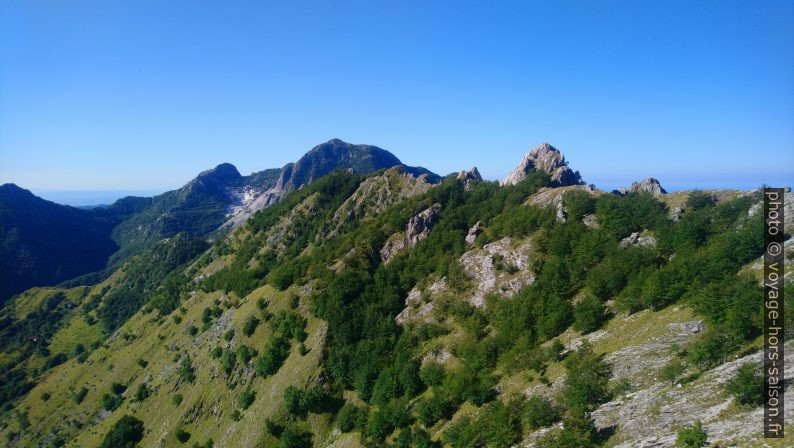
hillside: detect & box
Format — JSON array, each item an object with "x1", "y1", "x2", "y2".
[
  {"x1": 0, "y1": 184, "x2": 118, "y2": 304},
  {"x1": 0, "y1": 140, "x2": 439, "y2": 304},
  {"x1": 0, "y1": 145, "x2": 791, "y2": 448}
]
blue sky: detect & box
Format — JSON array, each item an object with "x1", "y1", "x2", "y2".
[{"x1": 1, "y1": 0, "x2": 792, "y2": 201}]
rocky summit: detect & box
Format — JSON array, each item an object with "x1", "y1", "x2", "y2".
[
  {"x1": 615, "y1": 177, "x2": 667, "y2": 196},
  {"x1": 501, "y1": 143, "x2": 584, "y2": 187}
]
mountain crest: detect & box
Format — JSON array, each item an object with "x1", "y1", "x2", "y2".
[{"x1": 501, "y1": 143, "x2": 584, "y2": 187}]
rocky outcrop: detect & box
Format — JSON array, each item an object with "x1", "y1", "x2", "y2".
[
  {"x1": 459, "y1": 236, "x2": 535, "y2": 306},
  {"x1": 619, "y1": 231, "x2": 657, "y2": 249},
  {"x1": 465, "y1": 221, "x2": 482, "y2": 245},
  {"x1": 318, "y1": 166, "x2": 434, "y2": 239},
  {"x1": 396, "y1": 278, "x2": 448, "y2": 325},
  {"x1": 457, "y1": 167, "x2": 483, "y2": 191},
  {"x1": 615, "y1": 178, "x2": 667, "y2": 196},
  {"x1": 526, "y1": 185, "x2": 600, "y2": 222},
  {"x1": 501, "y1": 143, "x2": 584, "y2": 187},
  {"x1": 380, "y1": 203, "x2": 442, "y2": 262}
]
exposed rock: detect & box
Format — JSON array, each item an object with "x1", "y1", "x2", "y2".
[
  {"x1": 615, "y1": 178, "x2": 667, "y2": 196},
  {"x1": 501, "y1": 143, "x2": 584, "y2": 187},
  {"x1": 459, "y1": 236, "x2": 535, "y2": 306},
  {"x1": 380, "y1": 203, "x2": 442, "y2": 262},
  {"x1": 465, "y1": 221, "x2": 482, "y2": 245},
  {"x1": 526, "y1": 185, "x2": 600, "y2": 222},
  {"x1": 457, "y1": 166, "x2": 483, "y2": 191},
  {"x1": 619, "y1": 231, "x2": 657, "y2": 249},
  {"x1": 318, "y1": 166, "x2": 433, "y2": 239},
  {"x1": 220, "y1": 139, "x2": 440, "y2": 230},
  {"x1": 396, "y1": 278, "x2": 448, "y2": 325},
  {"x1": 583, "y1": 213, "x2": 599, "y2": 229}
]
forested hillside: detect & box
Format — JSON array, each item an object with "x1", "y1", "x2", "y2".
[{"x1": 0, "y1": 155, "x2": 789, "y2": 448}]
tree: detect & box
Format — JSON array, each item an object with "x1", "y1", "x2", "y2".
[
  {"x1": 562, "y1": 341, "x2": 612, "y2": 412},
  {"x1": 275, "y1": 424, "x2": 313, "y2": 448},
  {"x1": 725, "y1": 363, "x2": 764, "y2": 406},
  {"x1": 660, "y1": 359, "x2": 685, "y2": 386},
  {"x1": 522, "y1": 396, "x2": 562, "y2": 429},
  {"x1": 573, "y1": 294, "x2": 607, "y2": 333},
  {"x1": 100, "y1": 415, "x2": 144, "y2": 448},
  {"x1": 676, "y1": 420, "x2": 707, "y2": 447}
]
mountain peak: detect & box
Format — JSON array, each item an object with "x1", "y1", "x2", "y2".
[
  {"x1": 501, "y1": 143, "x2": 584, "y2": 187},
  {"x1": 197, "y1": 163, "x2": 242, "y2": 181}
]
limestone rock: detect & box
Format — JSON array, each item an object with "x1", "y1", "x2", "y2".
[
  {"x1": 380, "y1": 203, "x2": 442, "y2": 262},
  {"x1": 526, "y1": 185, "x2": 600, "y2": 222},
  {"x1": 457, "y1": 166, "x2": 483, "y2": 191},
  {"x1": 616, "y1": 178, "x2": 667, "y2": 196},
  {"x1": 459, "y1": 236, "x2": 535, "y2": 306},
  {"x1": 501, "y1": 143, "x2": 584, "y2": 187},
  {"x1": 619, "y1": 231, "x2": 657, "y2": 249},
  {"x1": 465, "y1": 221, "x2": 482, "y2": 245}
]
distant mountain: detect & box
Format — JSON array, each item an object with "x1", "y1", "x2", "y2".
[
  {"x1": 0, "y1": 184, "x2": 118, "y2": 304},
  {"x1": 0, "y1": 139, "x2": 440, "y2": 299}
]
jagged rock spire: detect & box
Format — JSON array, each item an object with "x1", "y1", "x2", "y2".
[{"x1": 501, "y1": 143, "x2": 583, "y2": 187}]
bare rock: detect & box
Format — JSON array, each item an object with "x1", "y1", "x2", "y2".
[
  {"x1": 619, "y1": 232, "x2": 656, "y2": 249},
  {"x1": 459, "y1": 236, "x2": 535, "y2": 306},
  {"x1": 615, "y1": 178, "x2": 667, "y2": 196},
  {"x1": 457, "y1": 167, "x2": 483, "y2": 191},
  {"x1": 465, "y1": 221, "x2": 482, "y2": 245},
  {"x1": 380, "y1": 203, "x2": 442, "y2": 262},
  {"x1": 501, "y1": 143, "x2": 584, "y2": 187},
  {"x1": 583, "y1": 213, "x2": 599, "y2": 229}
]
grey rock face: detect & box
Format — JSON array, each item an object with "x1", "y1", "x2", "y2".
[
  {"x1": 459, "y1": 236, "x2": 535, "y2": 306},
  {"x1": 526, "y1": 185, "x2": 599, "y2": 222},
  {"x1": 457, "y1": 166, "x2": 483, "y2": 191},
  {"x1": 380, "y1": 203, "x2": 442, "y2": 262},
  {"x1": 619, "y1": 231, "x2": 657, "y2": 249},
  {"x1": 616, "y1": 178, "x2": 667, "y2": 196},
  {"x1": 465, "y1": 221, "x2": 482, "y2": 245},
  {"x1": 501, "y1": 143, "x2": 584, "y2": 187}
]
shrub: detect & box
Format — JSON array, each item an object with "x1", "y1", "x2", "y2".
[
  {"x1": 420, "y1": 362, "x2": 445, "y2": 387},
  {"x1": 237, "y1": 344, "x2": 256, "y2": 364},
  {"x1": 275, "y1": 424, "x2": 313, "y2": 448},
  {"x1": 562, "y1": 342, "x2": 612, "y2": 412},
  {"x1": 336, "y1": 402, "x2": 366, "y2": 432},
  {"x1": 238, "y1": 388, "x2": 255, "y2": 409},
  {"x1": 416, "y1": 392, "x2": 455, "y2": 426},
  {"x1": 522, "y1": 396, "x2": 562, "y2": 429},
  {"x1": 74, "y1": 387, "x2": 89, "y2": 404},
  {"x1": 660, "y1": 359, "x2": 685, "y2": 386},
  {"x1": 221, "y1": 349, "x2": 237, "y2": 375},
  {"x1": 172, "y1": 393, "x2": 183, "y2": 405},
  {"x1": 176, "y1": 428, "x2": 191, "y2": 443},
  {"x1": 177, "y1": 356, "x2": 196, "y2": 383},
  {"x1": 572, "y1": 294, "x2": 607, "y2": 333},
  {"x1": 725, "y1": 363, "x2": 764, "y2": 406},
  {"x1": 135, "y1": 383, "x2": 150, "y2": 402},
  {"x1": 242, "y1": 315, "x2": 260, "y2": 337},
  {"x1": 100, "y1": 415, "x2": 144, "y2": 448},
  {"x1": 676, "y1": 420, "x2": 707, "y2": 447},
  {"x1": 102, "y1": 393, "x2": 123, "y2": 411},
  {"x1": 254, "y1": 335, "x2": 291, "y2": 377},
  {"x1": 224, "y1": 329, "x2": 235, "y2": 341}
]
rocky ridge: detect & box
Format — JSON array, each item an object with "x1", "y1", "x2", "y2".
[{"x1": 501, "y1": 143, "x2": 584, "y2": 187}]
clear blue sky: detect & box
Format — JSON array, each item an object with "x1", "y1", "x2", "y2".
[{"x1": 1, "y1": 0, "x2": 792, "y2": 199}]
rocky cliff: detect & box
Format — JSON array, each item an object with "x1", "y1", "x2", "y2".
[{"x1": 501, "y1": 143, "x2": 584, "y2": 187}]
